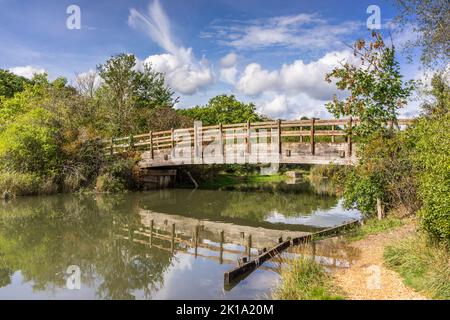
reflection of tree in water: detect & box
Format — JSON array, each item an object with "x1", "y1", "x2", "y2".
[
  {"x1": 0, "y1": 195, "x2": 173, "y2": 299},
  {"x1": 138, "y1": 187, "x2": 338, "y2": 223}
]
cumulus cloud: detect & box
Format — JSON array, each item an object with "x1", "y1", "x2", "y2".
[
  {"x1": 236, "y1": 50, "x2": 355, "y2": 100},
  {"x1": 203, "y1": 13, "x2": 362, "y2": 50},
  {"x1": 220, "y1": 52, "x2": 237, "y2": 68},
  {"x1": 219, "y1": 52, "x2": 238, "y2": 84},
  {"x1": 9, "y1": 65, "x2": 46, "y2": 79},
  {"x1": 128, "y1": 0, "x2": 214, "y2": 94}
]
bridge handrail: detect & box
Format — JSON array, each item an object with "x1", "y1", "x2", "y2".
[{"x1": 101, "y1": 118, "x2": 415, "y2": 155}]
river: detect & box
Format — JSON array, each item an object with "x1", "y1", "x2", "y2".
[{"x1": 0, "y1": 183, "x2": 360, "y2": 299}]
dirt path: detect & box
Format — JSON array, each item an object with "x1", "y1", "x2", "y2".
[{"x1": 333, "y1": 223, "x2": 427, "y2": 300}]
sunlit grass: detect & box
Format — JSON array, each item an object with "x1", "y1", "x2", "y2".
[
  {"x1": 342, "y1": 217, "x2": 404, "y2": 242},
  {"x1": 273, "y1": 257, "x2": 344, "y2": 300},
  {"x1": 384, "y1": 235, "x2": 450, "y2": 299}
]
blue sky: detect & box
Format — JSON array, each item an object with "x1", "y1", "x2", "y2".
[{"x1": 0, "y1": 0, "x2": 422, "y2": 118}]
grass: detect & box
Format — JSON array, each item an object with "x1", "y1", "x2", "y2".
[
  {"x1": 342, "y1": 217, "x2": 405, "y2": 242},
  {"x1": 273, "y1": 257, "x2": 344, "y2": 300},
  {"x1": 384, "y1": 235, "x2": 450, "y2": 299}
]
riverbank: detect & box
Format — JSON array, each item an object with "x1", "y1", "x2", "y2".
[{"x1": 275, "y1": 218, "x2": 450, "y2": 300}]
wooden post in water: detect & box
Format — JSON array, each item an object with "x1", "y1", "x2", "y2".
[
  {"x1": 194, "y1": 225, "x2": 199, "y2": 258},
  {"x1": 220, "y1": 230, "x2": 224, "y2": 264},
  {"x1": 171, "y1": 223, "x2": 175, "y2": 253},
  {"x1": 149, "y1": 219, "x2": 154, "y2": 247},
  {"x1": 347, "y1": 117, "x2": 352, "y2": 157},
  {"x1": 247, "y1": 234, "x2": 252, "y2": 259},
  {"x1": 149, "y1": 131, "x2": 154, "y2": 159},
  {"x1": 310, "y1": 118, "x2": 315, "y2": 155}
]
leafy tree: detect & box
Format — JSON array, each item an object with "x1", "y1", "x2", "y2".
[
  {"x1": 393, "y1": 0, "x2": 449, "y2": 68},
  {"x1": 97, "y1": 54, "x2": 177, "y2": 136},
  {"x1": 0, "y1": 107, "x2": 60, "y2": 174},
  {"x1": 325, "y1": 32, "x2": 414, "y2": 139},
  {"x1": 0, "y1": 69, "x2": 30, "y2": 98},
  {"x1": 420, "y1": 72, "x2": 450, "y2": 117},
  {"x1": 178, "y1": 94, "x2": 266, "y2": 126}
]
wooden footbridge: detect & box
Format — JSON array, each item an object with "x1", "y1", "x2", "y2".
[{"x1": 102, "y1": 118, "x2": 413, "y2": 168}]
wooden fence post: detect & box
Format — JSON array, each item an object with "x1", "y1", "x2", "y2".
[
  {"x1": 277, "y1": 119, "x2": 282, "y2": 154},
  {"x1": 171, "y1": 128, "x2": 175, "y2": 158},
  {"x1": 347, "y1": 117, "x2": 352, "y2": 157},
  {"x1": 310, "y1": 118, "x2": 315, "y2": 155},
  {"x1": 219, "y1": 123, "x2": 224, "y2": 161},
  {"x1": 299, "y1": 125, "x2": 303, "y2": 143},
  {"x1": 331, "y1": 125, "x2": 335, "y2": 143},
  {"x1": 246, "y1": 120, "x2": 251, "y2": 155},
  {"x1": 377, "y1": 198, "x2": 384, "y2": 220},
  {"x1": 149, "y1": 131, "x2": 154, "y2": 159}
]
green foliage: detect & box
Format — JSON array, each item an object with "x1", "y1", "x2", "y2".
[
  {"x1": 273, "y1": 257, "x2": 344, "y2": 300},
  {"x1": 96, "y1": 158, "x2": 137, "y2": 193},
  {"x1": 97, "y1": 54, "x2": 177, "y2": 136},
  {"x1": 384, "y1": 235, "x2": 450, "y2": 299},
  {"x1": 0, "y1": 108, "x2": 60, "y2": 174},
  {"x1": 0, "y1": 172, "x2": 56, "y2": 196},
  {"x1": 343, "y1": 217, "x2": 404, "y2": 241},
  {"x1": 408, "y1": 115, "x2": 450, "y2": 245},
  {"x1": 421, "y1": 72, "x2": 450, "y2": 117},
  {"x1": 393, "y1": 0, "x2": 449, "y2": 69},
  {"x1": 0, "y1": 69, "x2": 30, "y2": 98},
  {"x1": 178, "y1": 94, "x2": 266, "y2": 126},
  {"x1": 325, "y1": 32, "x2": 414, "y2": 139}
]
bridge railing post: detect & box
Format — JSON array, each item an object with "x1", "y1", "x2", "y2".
[
  {"x1": 246, "y1": 120, "x2": 251, "y2": 155},
  {"x1": 347, "y1": 117, "x2": 352, "y2": 157},
  {"x1": 149, "y1": 131, "x2": 154, "y2": 159},
  {"x1": 310, "y1": 118, "x2": 315, "y2": 155},
  {"x1": 219, "y1": 123, "x2": 224, "y2": 162},
  {"x1": 331, "y1": 125, "x2": 335, "y2": 143},
  {"x1": 171, "y1": 128, "x2": 175, "y2": 158},
  {"x1": 277, "y1": 119, "x2": 282, "y2": 155}
]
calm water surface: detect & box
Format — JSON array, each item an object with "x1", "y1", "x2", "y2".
[{"x1": 0, "y1": 184, "x2": 360, "y2": 299}]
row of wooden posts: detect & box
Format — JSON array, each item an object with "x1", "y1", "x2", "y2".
[{"x1": 106, "y1": 117, "x2": 360, "y2": 158}]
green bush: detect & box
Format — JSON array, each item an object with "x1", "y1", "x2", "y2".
[
  {"x1": 0, "y1": 108, "x2": 60, "y2": 175},
  {"x1": 0, "y1": 171, "x2": 56, "y2": 196},
  {"x1": 408, "y1": 115, "x2": 450, "y2": 245},
  {"x1": 95, "y1": 157, "x2": 137, "y2": 193}
]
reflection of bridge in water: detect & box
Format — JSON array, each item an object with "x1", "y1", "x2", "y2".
[{"x1": 114, "y1": 209, "x2": 360, "y2": 288}]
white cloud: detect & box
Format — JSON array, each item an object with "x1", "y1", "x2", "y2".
[
  {"x1": 235, "y1": 50, "x2": 355, "y2": 100},
  {"x1": 236, "y1": 63, "x2": 279, "y2": 95},
  {"x1": 128, "y1": 0, "x2": 214, "y2": 95},
  {"x1": 219, "y1": 66, "x2": 237, "y2": 85},
  {"x1": 257, "y1": 93, "x2": 332, "y2": 119},
  {"x1": 9, "y1": 65, "x2": 46, "y2": 79},
  {"x1": 205, "y1": 14, "x2": 362, "y2": 50},
  {"x1": 220, "y1": 52, "x2": 237, "y2": 68}
]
